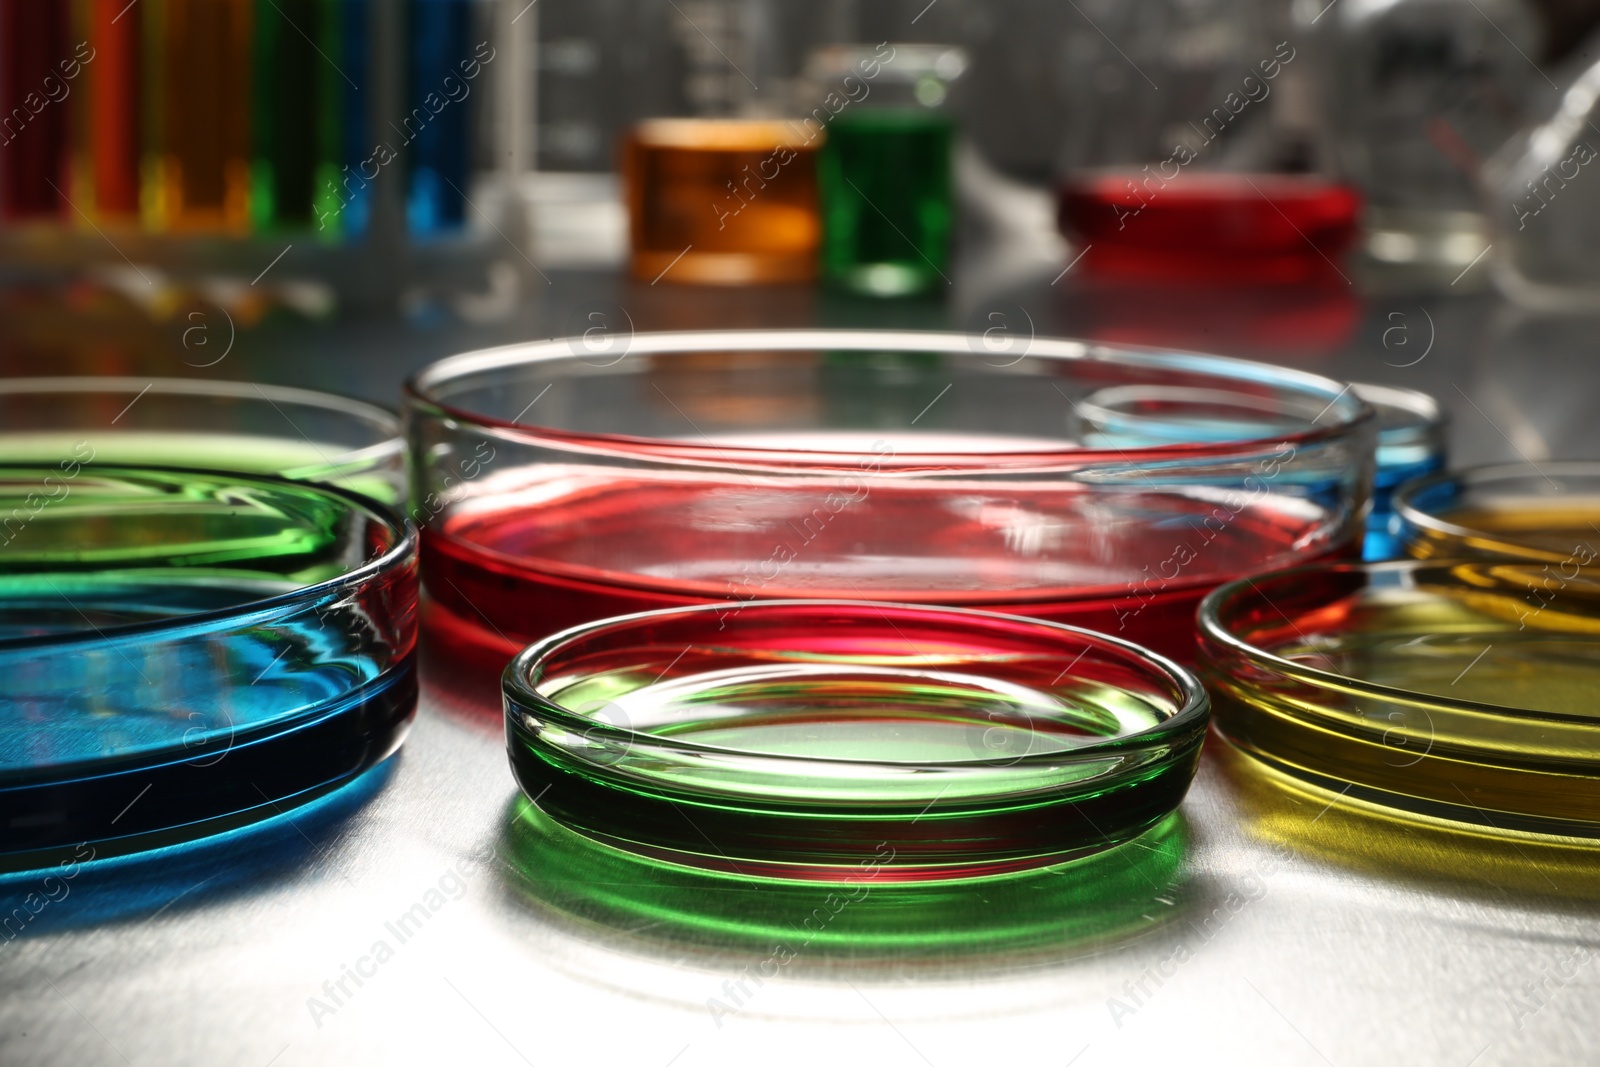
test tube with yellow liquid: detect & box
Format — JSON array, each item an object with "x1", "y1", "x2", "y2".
[{"x1": 144, "y1": 0, "x2": 253, "y2": 232}]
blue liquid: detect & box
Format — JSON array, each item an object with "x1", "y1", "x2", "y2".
[
  {"x1": 1078, "y1": 385, "x2": 1442, "y2": 562},
  {"x1": 405, "y1": 0, "x2": 475, "y2": 236},
  {"x1": 1366, "y1": 453, "x2": 1447, "y2": 561},
  {"x1": 338, "y1": 0, "x2": 373, "y2": 237},
  {"x1": 0, "y1": 574, "x2": 416, "y2": 863}
]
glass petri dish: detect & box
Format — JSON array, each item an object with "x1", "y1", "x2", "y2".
[
  {"x1": 1354, "y1": 384, "x2": 1447, "y2": 561},
  {"x1": 0, "y1": 465, "x2": 417, "y2": 869},
  {"x1": 1077, "y1": 380, "x2": 1444, "y2": 561},
  {"x1": 1396, "y1": 461, "x2": 1600, "y2": 564},
  {"x1": 406, "y1": 330, "x2": 1376, "y2": 664},
  {"x1": 502, "y1": 599, "x2": 1208, "y2": 882},
  {"x1": 0, "y1": 378, "x2": 406, "y2": 505},
  {"x1": 1198, "y1": 559, "x2": 1600, "y2": 838}
]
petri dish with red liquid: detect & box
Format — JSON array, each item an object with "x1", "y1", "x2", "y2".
[
  {"x1": 405, "y1": 330, "x2": 1375, "y2": 665},
  {"x1": 1057, "y1": 171, "x2": 1362, "y2": 283},
  {"x1": 503, "y1": 599, "x2": 1209, "y2": 881}
]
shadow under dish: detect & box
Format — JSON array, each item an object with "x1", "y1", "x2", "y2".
[
  {"x1": 1199, "y1": 559, "x2": 1600, "y2": 838},
  {"x1": 0, "y1": 466, "x2": 417, "y2": 869},
  {"x1": 503, "y1": 599, "x2": 1208, "y2": 882},
  {"x1": 500, "y1": 797, "x2": 1192, "y2": 964},
  {"x1": 1212, "y1": 742, "x2": 1600, "y2": 906}
]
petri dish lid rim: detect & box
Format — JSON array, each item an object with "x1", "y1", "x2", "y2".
[{"x1": 503, "y1": 597, "x2": 1210, "y2": 772}]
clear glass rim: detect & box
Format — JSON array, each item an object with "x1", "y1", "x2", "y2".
[
  {"x1": 0, "y1": 463, "x2": 416, "y2": 654},
  {"x1": 0, "y1": 376, "x2": 405, "y2": 467},
  {"x1": 1393, "y1": 460, "x2": 1600, "y2": 549},
  {"x1": 407, "y1": 329, "x2": 1374, "y2": 470},
  {"x1": 1197, "y1": 558, "x2": 1600, "y2": 728},
  {"x1": 1349, "y1": 381, "x2": 1447, "y2": 430},
  {"x1": 503, "y1": 597, "x2": 1209, "y2": 773}
]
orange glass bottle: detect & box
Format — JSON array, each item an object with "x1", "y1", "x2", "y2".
[{"x1": 623, "y1": 119, "x2": 819, "y2": 285}]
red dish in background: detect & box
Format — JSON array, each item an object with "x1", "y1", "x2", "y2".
[{"x1": 1058, "y1": 171, "x2": 1362, "y2": 284}]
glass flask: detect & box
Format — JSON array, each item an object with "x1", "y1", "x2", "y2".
[
  {"x1": 1484, "y1": 53, "x2": 1600, "y2": 308},
  {"x1": 1307, "y1": 0, "x2": 1542, "y2": 281}
]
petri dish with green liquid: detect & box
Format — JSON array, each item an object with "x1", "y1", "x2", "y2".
[
  {"x1": 0, "y1": 378, "x2": 404, "y2": 506},
  {"x1": 502, "y1": 599, "x2": 1209, "y2": 882}
]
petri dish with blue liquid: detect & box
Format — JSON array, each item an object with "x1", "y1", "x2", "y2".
[
  {"x1": 0, "y1": 465, "x2": 417, "y2": 870},
  {"x1": 1078, "y1": 379, "x2": 1444, "y2": 560}
]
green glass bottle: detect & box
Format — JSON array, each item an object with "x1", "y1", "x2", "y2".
[{"x1": 818, "y1": 108, "x2": 954, "y2": 297}]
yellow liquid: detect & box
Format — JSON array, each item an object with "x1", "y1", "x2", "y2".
[
  {"x1": 1411, "y1": 502, "x2": 1600, "y2": 562},
  {"x1": 145, "y1": 0, "x2": 253, "y2": 231}
]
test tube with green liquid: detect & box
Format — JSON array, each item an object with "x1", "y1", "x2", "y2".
[{"x1": 251, "y1": 0, "x2": 350, "y2": 234}]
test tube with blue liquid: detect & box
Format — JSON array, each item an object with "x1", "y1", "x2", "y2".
[{"x1": 406, "y1": 0, "x2": 483, "y2": 237}]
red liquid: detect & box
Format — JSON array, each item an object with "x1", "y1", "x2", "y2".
[
  {"x1": 0, "y1": 0, "x2": 70, "y2": 220},
  {"x1": 422, "y1": 472, "x2": 1353, "y2": 664},
  {"x1": 1058, "y1": 172, "x2": 1361, "y2": 283}
]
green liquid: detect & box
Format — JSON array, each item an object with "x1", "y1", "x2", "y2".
[
  {"x1": 0, "y1": 432, "x2": 399, "y2": 504},
  {"x1": 251, "y1": 0, "x2": 344, "y2": 232},
  {"x1": 818, "y1": 109, "x2": 954, "y2": 296},
  {"x1": 550, "y1": 662, "x2": 1165, "y2": 765}
]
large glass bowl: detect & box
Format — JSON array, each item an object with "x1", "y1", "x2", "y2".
[
  {"x1": 405, "y1": 330, "x2": 1376, "y2": 663},
  {"x1": 0, "y1": 465, "x2": 417, "y2": 868}
]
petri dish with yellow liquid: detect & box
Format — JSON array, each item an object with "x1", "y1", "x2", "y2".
[
  {"x1": 1199, "y1": 559, "x2": 1600, "y2": 838},
  {"x1": 1396, "y1": 461, "x2": 1600, "y2": 564}
]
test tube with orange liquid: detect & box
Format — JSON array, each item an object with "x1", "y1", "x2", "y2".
[{"x1": 623, "y1": 119, "x2": 819, "y2": 285}]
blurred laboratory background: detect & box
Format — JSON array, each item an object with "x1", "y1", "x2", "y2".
[{"x1": 3, "y1": 0, "x2": 1600, "y2": 465}]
